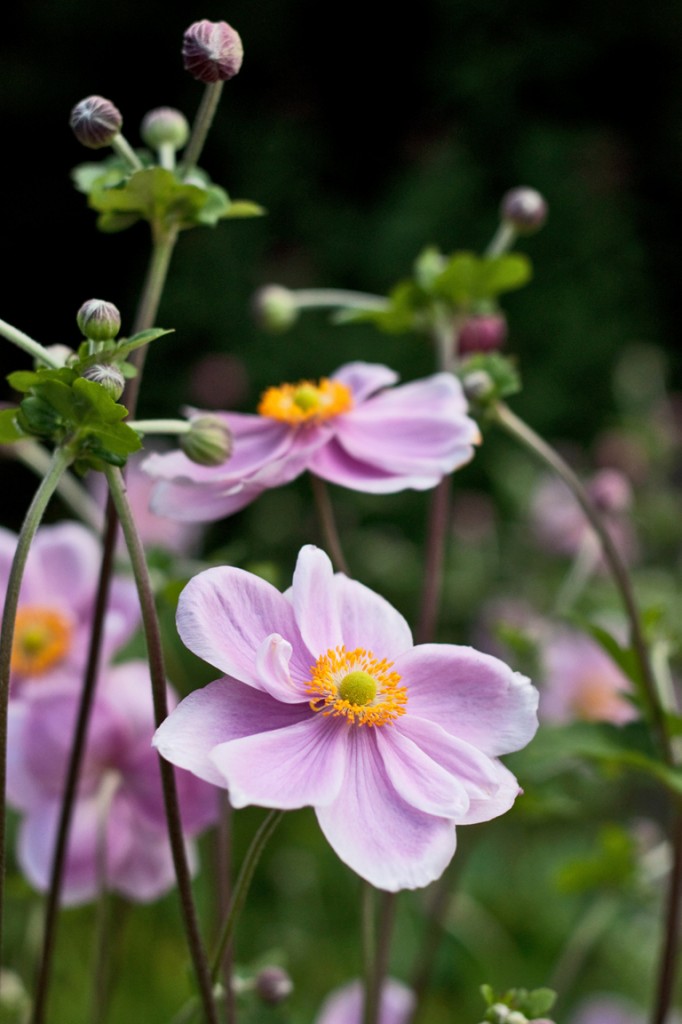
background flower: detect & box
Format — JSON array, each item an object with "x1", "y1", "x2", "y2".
[
  {"x1": 154, "y1": 545, "x2": 538, "y2": 891},
  {"x1": 7, "y1": 661, "x2": 218, "y2": 904},
  {"x1": 539, "y1": 627, "x2": 637, "y2": 725},
  {"x1": 314, "y1": 978, "x2": 415, "y2": 1024},
  {"x1": 143, "y1": 361, "x2": 480, "y2": 521}
]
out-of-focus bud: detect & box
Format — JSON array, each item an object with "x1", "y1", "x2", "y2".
[
  {"x1": 252, "y1": 285, "x2": 299, "y2": 333},
  {"x1": 141, "y1": 107, "x2": 190, "y2": 151},
  {"x1": 587, "y1": 467, "x2": 632, "y2": 514},
  {"x1": 254, "y1": 966, "x2": 294, "y2": 1005},
  {"x1": 182, "y1": 20, "x2": 244, "y2": 83},
  {"x1": 180, "y1": 415, "x2": 233, "y2": 466},
  {"x1": 461, "y1": 369, "x2": 494, "y2": 402},
  {"x1": 500, "y1": 187, "x2": 548, "y2": 234},
  {"x1": 77, "y1": 299, "x2": 122, "y2": 343},
  {"x1": 506, "y1": 1014, "x2": 528, "y2": 1024},
  {"x1": 81, "y1": 363, "x2": 126, "y2": 401},
  {"x1": 38, "y1": 344, "x2": 74, "y2": 369},
  {"x1": 0, "y1": 968, "x2": 30, "y2": 1023},
  {"x1": 459, "y1": 314, "x2": 508, "y2": 355},
  {"x1": 70, "y1": 96, "x2": 123, "y2": 149}
]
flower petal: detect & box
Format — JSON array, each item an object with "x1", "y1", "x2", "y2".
[
  {"x1": 375, "y1": 726, "x2": 471, "y2": 818},
  {"x1": 153, "y1": 678, "x2": 311, "y2": 786},
  {"x1": 394, "y1": 645, "x2": 539, "y2": 756},
  {"x1": 291, "y1": 545, "x2": 342, "y2": 656},
  {"x1": 308, "y1": 439, "x2": 439, "y2": 494},
  {"x1": 316, "y1": 729, "x2": 457, "y2": 890},
  {"x1": 209, "y1": 715, "x2": 347, "y2": 809},
  {"x1": 331, "y1": 362, "x2": 399, "y2": 403},
  {"x1": 176, "y1": 566, "x2": 311, "y2": 688},
  {"x1": 334, "y1": 573, "x2": 413, "y2": 657},
  {"x1": 315, "y1": 978, "x2": 416, "y2": 1024}
]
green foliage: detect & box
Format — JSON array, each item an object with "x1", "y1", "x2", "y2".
[
  {"x1": 555, "y1": 824, "x2": 637, "y2": 893},
  {"x1": 480, "y1": 983, "x2": 557, "y2": 1019}
]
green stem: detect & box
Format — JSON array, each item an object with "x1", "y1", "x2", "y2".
[
  {"x1": 105, "y1": 466, "x2": 219, "y2": 1024},
  {"x1": 361, "y1": 883, "x2": 379, "y2": 1024},
  {"x1": 309, "y1": 474, "x2": 349, "y2": 574},
  {"x1": 111, "y1": 133, "x2": 143, "y2": 172},
  {"x1": 180, "y1": 82, "x2": 224, "y2": 176},
  {"x1": 293, "y1": 289, "x2": 388, "y2": 312},
  {"x1": 491, "y1": 400, "x2": 670, "y2": 760},
  {"x1": 0, "y1": 446, "x2": 73, "y2": 962},
  {"x1": 0, "y1": 318, "x2": 63, "y2": 367},
  {"x1": 484, "y1": 221, "x2": 517, "y2": 258},
  {"x1": 10, "y1": 441, "x2": 103, "y2": 530},
  {"x1": 126, "y1": 418, "x2": 191, "y2": 436}
]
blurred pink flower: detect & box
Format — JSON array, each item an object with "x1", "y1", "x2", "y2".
[
  {"x1": 142, "y1": 361, "x2": 480, "y2": 522},
  {"x1": 569, "y1": 994, "x2": 682, "y2": 1024},
  {"x1": 0, "y1": 522, "x2": 139, "y2": 697},
  {"x1": 154, "y1": 545, "x2": 538, "y2": 891},
  {"x1": 7, "y1": 661, "x2": 218, "y2": 905},
  {"x1": 540, "y1": 628, "x2": 637, "y2": 725},
  {"x1": 314, "y1": 979, "x2": 415, "y2": 1024},
  {"x1": 530, "y1": 468, "x2": 636, "y2": 565}
]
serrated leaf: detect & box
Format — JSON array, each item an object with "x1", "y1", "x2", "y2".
[
  {"x1": 0, "y1": 408, "x2": 25, "y2": 443},
  {"x1": 526, "y1": 989, "x2": 557, "y2": 1016},
  {"x1": 114, "y1": 327, "x2": 174, "y2": 359},
  {"x1": 7, "y1": 371, "x2": 39, "y2": 393},
  {"x1": 85, "y1": 421, "x2": 142, "y2": 458},
  {"x1": 72, "y1": 377, "x2": 128, "y2": 423},
  {"x1": 434, "y1": 251, "x2": 532, "y2": 306}
]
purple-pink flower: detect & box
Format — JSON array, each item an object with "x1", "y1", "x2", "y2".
[
  {"x1": 142, "y1": 362, "x2": 480, "y2": 522},
  {"x1": 540, "y1": 627, "x2": 637, "y2": 725},
  {"x1": 314, "y1": 979, "x2": 415, "y2": 1024},
  {"x1": 0, "y1": 522, "x2": 139, "y2": 697},
  {"x1": 153, "y1": 545, "x2": 538, "y2": 891},
  {"x1": 7, "y1": 661, "x2": 218, "y2": 905}
]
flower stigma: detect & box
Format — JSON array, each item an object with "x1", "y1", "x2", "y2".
[
  {"x1": 307, "y1": 646, "x2": 407, "y2": 726},
  {"x1": 11, "y1": 606, "x2": 72, "y2": 675},
  {"x1": 257, "y1": 378, "x2": 353, "y2": 424}
]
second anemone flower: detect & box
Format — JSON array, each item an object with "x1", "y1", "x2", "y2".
[
  {"x1": 153, "y1": 545, "x2": 538, "y2": 891},
  {"x1": 142, "y1": 361, "x2": 480, "y2": 521}
]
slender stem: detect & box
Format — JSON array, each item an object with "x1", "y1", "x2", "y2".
[
  {"x1": 215, "y1": 794, "x2": 235, "y2": 1022},
  {"x1": 126, "y1": 418, "x2": 191, "y2": 436},
  {"x1": 111, "y1": 133, "x2": 143, "y2": 171},
  {"x1": 372, "y1": 892, "x2": 397, "y2": 1016},
  {"x1": 30, "y1": 500, "x2": 118, "y2": 1024},
  {"x1": 309, "y1": 474, "x2": 349, "y2": 575},
  {"x1": 415, "y1": 477, "x2": 451, "y2": 644},
  {"x1": 10, "y1": 441, "x2": 103, "y2": 530},
  {"x1": 491, "y1": 401, "x2": 670, "y2": 760},
  {"x1": 652, "y1": 811, "x2": 682, "y2": 1024},
  {"x1": 181, "y1": 82, "x2": 224, "y2": 176},
  {"x1": 293, "y1": 289, "x2": 389, "y2": 312},
  {"x1": 548, "y1": 895, "x2": 618, "y2": 996},
  {"x1": 0, "y1": 448, "x2": 72, "y2": 967},
  {"x1": 361, "y1": 883, "x2": 379, "y2": 1024},
  {"x1": 210, "y1": 809, "x2": 284, "y2": 983},
  {"x1": 484, "y1": 221, "x2": 517, "y2": 258},
  {"x1": 105, "y1": 465, "x2": 219, "y2": 1024},
  {"x1": 0, "y1": 318, "x2": 62, "y2": 367}
]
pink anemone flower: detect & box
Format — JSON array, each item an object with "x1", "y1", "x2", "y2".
[
  {"x1": 153, "y1": 545, "x2": 538, "y2": 891},
  {"x1": 314, "y1": 979, "x2": 415, "y2": 1024},
  {"x1": 142, "y1": 361, "x2": 480, "y2": 522},
  {"x1": 540, "y1": 628, "x2": 637, "y2": 725},
  {"x1": 0, "y1": 522, "x2": 139, "y2": 698},
  {"x1": 7, "y1": 661, "x2": 218, "y2": 905}
]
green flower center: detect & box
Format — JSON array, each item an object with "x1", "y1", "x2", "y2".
[
  {"x1": 337, "y1": 670, "x2": 378, "y2": 706},
  {"x1": 292, "y1": 385, "x2": 320, "y2": 412}
]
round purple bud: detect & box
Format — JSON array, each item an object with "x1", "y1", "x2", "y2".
[
  {"x1": 500, "y1": 187, "x2": 548, "y2": 234},
  {"x1": 77, "y1": 299, "x2": 122, "y2": 342},
  {"x1": 182, "y1": 20, "x2": 244, "y2": 83},
  {"x1": 81, "y1": 364, "x2": 126, "y2": 401},
  {"x1": 459, "y1": 313, "x2": 508, "y2": 355},
  {"x1": 70, "y1": 96, "x2": 123, "y2": 149},
  {"x1": 141, "y1": 107, "x2": 190, "y2": 150},
  {"x1": 254, "y1": 967, "x2": 294, "y2": 1006},
  {"x1": 180, "y1": 415, "x2": 233, "y2": 466}
]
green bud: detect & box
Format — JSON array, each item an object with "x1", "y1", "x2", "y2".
[
  {"x1": 180, "y1": 415, "x2": 233, "y2": 466},
  {"x1": 252, "y1": 285, "x2": 299, "y2": 333},
  {"x1": 141, "y1": 107, "x2": 190, "y2": 150},
  {"x1": 77, "y1": 299, "x2": 122, "y2": 342},
  {"x1": 461, "y1": 369, "x2": 494, "y2": 402},
  {"x1": 81, "y1": 364, "x2": 126, "y2": 401}
]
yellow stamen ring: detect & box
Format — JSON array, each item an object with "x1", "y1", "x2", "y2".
[
  {"x1": 257, "y1": 377, "x2": 353, "y2": 424},
  {"x1": 307, "y1": 645, "x2": 407, "y2": 727},
  {"x1": 11, "y1": 606, "x2": 73, "y2": 676}
]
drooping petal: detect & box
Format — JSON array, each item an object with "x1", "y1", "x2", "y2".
[
  {"x1": 316, "y1": 729, "x2": 457, "y2": 891},
  {"x1": 291, "y1": 545, "x2": 342, "y2": 656},
  {"x1": 209, "y1": 715, "x2": 347, "y2": 809},
  {"x1": 454, "y1": 759, "x2": 521, "y2": 825},
  {"x1": 255, "y1": 634, "x2": 310, "y2": 702},
  {"x1": 334, "y1": 572, "x2": 413, "y2": 657},
  {"x1": 394, "y1": 645, "x2": 539, "y2": 756},
  {"x1": 308, "y1": 439, "x2": 440, "y2": 493},
  {"x1": 176, "y1": 566, "x2": 311, "y2": 688},
  {"x1": 331, "y1": 362, "x2": 399, "y2": 403},
  {"x1": 25, "y1": 523, "x2": 102, "y2": 610},
  {"x1": 375, "y1": 726, "x2": 471, "y2": 818},
  {"x1": 153, "y1": 678, "x2": 312, "y2": 786}
]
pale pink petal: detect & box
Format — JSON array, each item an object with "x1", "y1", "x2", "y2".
[
  {"x1": 255, "y1": 634, "x2": 310, "y2": 702},
  {"x1": 291, "y1": 546, "x2": 342, "y2": 656},
  {"x1": 108, "y1": 796, "x2": 194, "y2": 902},
  {"x1": 315, "y1": 978, "x2": 416, "y2": 1024},
  {"x1": 375, "y1": 726, "x2": 471, "y2": 818},
  {"x1": 316, "y1": 729, "x2": 457, "y2": 890},
  {"x1": 308, "y1": 439, "x2": 440, "y2": 493},
  {"x1": 176, "y1": 566, "x2": 311, "y2": 688},
  {"x1": 334, "y1": 573, "x2": 413, "y2": 656},
  {"x1": 153, "y1": 678, "x2": 311, "y2": 786},
  {"x1": 150, "y1": 478, "x2": 267, "y2": 521},
  {"x1": 331, "y1": 362, "x2": 399, "y2": 402},
  {"x1": 25, "y1": 523, "x2": 101, "y2": 608},
  {"x1": 455, "y1": 760, "x2": 521, "y2": 824},
  {"x1": 394, "y1": 645, "x2": 538, "y2": 756},
  {"x1": 209, "y1": 715, "x2": 346, "y2": 809}
]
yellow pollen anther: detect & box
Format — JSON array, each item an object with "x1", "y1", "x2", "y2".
[
  {"x1": 307, "y1": 645, "x2": 407, "y2": 727},
  {"x1": 11, "y1": 606, "x2": 72, "y2": 676},
  {"x1": 257, "y1": 377, "x2": 353, "y2": 424}
]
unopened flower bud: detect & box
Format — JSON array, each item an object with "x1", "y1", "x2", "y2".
[
  {"x1": 39, "y1": 344, "x2": 74, "y2": 369},
  {"x1": 459, "y1": 314, "x2": 508, "y2": 355},
  {"x1": 81, "y1": 363, "x2": 126, "y2": 401},
  {"x1": 141, "y1": 107, "x2": 190, "y2": 150},
  {"x1": 182, "y1": 20, "x2": 244, "y2": 83},
  {"x1": 462, "y1": 369, "x2": 494, "y2": 402},
  {"x1": 488, "y1": 1005, "x2": 510, "y2": 1024},
  {"x1": 500, "y1": 187, "x2": 548, "y2": 234},
  {"x1": 254, "y1": 966, "x2": 294, "y2": 1005},
  {"x1": 180, "y1": 415, "x2": 233, "y2": 466},
  {"x1": 587, "y1": 468, "x2": 632, "y2": 514},
  {"x1": 70, "y1": 96, "x2": 123, "y2": 149},
  {"x1": 77, "y1": 299, "x2": 122, "y2": 342},
  {"x1": 506, "y1": 1014, "x2": 528, "y2": 1024},
  {"x1": 252, "y1": 285, "x2": 299, "y2": 333}
]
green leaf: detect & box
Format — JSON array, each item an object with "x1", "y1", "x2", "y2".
[
  {"x1": 413, "y1": 246, "x2": 446, "y2": 289},
  {"x1": 0, "y1": 408, "x2": 25, "y2": 443},
  {"x1": 526, "y1": 989, "x2": 557, "y2": 1016},
  {"x1": 582, "y1": 622, "x2": 643, "y2": 688},
  {"x1": 221, "y1": 199, "x2": 266, "y2": 219},
  {"x1": 459, "y1": 352, "x2": 522, "y2": 400},
  {"x1": 71, "y1": 377, "x2": 129, "y2": 423},
  {"x1": 7, "y1": 370, "x2": 39, "y2": 393},
  {"x1": 113, "y1": 327, "x2": 174, "y2": 359},
  {"x1": 433, "y1": 251, "x2": 532, "y2": 306}
]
